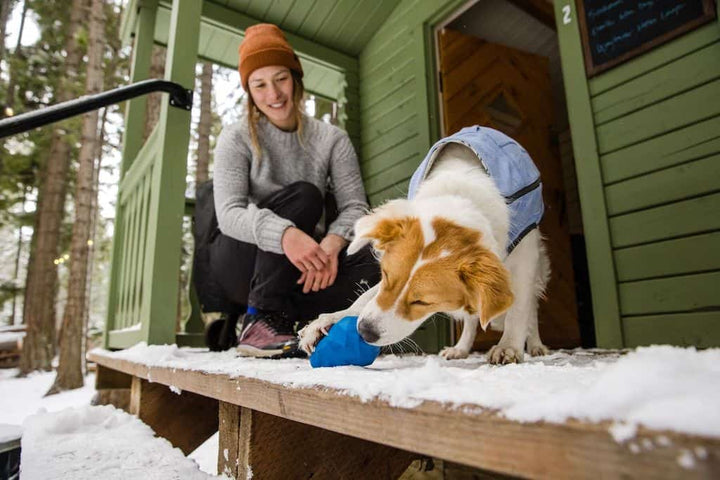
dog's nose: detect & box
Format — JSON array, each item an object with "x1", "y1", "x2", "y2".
[{"x1": 357, "y1": 320, "x2": 380, "y2": 344}]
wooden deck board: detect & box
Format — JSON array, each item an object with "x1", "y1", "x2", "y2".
[{"x1": 88, "y1": 350, "x2": 720, "y2": 479}]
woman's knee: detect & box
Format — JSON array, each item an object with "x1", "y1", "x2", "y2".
[{"x1": 285, "y1": 181, "x2": 322, "y2": 205}]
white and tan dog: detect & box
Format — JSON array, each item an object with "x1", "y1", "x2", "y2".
[{"x1": 299, "y1": 128, "x2": 550, "y2": 364}]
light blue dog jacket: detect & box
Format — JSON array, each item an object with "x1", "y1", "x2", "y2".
[{"x1": 408, "y1": 126, "x2": 543, "y2": 255}]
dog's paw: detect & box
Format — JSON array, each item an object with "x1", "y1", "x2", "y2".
[
  {"x1": 527, "y1": 342, "x2": 549, "y2": 357},
  {"x1": 487, "y1": 345, "x2": 524, "y2": 365},
  {"x1": 440, "y1": 346, "x2": 470, "y2": 360},
  {"x1": 297, "y1": 313, "x2": 341, "y2": 354}
]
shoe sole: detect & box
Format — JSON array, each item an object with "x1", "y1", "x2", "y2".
[{"x1": 236, "y1": 345, "x2": 285, "y2": 358}]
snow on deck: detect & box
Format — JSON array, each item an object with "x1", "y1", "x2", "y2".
[
  {"x1": 98, "y1": 344, "x2": 720, "y2": 441},
  {"x1": 20, "y1": 405, "x2": 225, "y2": 479}
]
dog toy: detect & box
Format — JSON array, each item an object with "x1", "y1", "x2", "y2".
[{"x1": 309, "y1": 316, "x2": 380, "y2": 368}]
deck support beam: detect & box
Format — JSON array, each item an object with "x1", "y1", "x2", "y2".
[
  {"x1": 130, "y1": 377, "x2": 218, "y2": 455},
  {"x1": 218, "y1": 401, "x2": 416, "y2": 480}
]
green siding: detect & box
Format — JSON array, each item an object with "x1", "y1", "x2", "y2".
[
  {"x1": 623, "y1": 312, "x2": 720, "y2": 348},
  {"x1": 358, "y1": 0, "x2": 466, "y2": 203},
  {"x1": 555, "y1": 1, "x2": 624, "y2": 347},
  {"x1": 559, "y1": 10, "x2": 720, "y2": 347},
  {"x1": 556, "y1": 1, "x2": 720, "y2": 347}
]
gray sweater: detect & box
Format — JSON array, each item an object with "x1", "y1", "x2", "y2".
[{"x1": 213, "y1": 114, "x2": 368, "y2": 254}]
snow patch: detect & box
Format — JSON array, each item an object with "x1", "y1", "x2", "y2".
[
  {"x1": 677, "y1": 449, "x2": 695, "y2": 469},
  {"x1": 609, "y1": 422, "x2": 637, "y2": 442},
  {"x1": 20, "y1": 405, "x2": 223, "y2": 479},
  {"x1": 169, "y1": 385, "x2": 181, "y2": 395}
]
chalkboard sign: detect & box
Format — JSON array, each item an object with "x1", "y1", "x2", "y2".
[{"x1": 577, "y1": 0, "x2": 717, "y2": 76}]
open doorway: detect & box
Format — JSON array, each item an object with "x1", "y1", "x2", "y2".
[{"x1": 435, "y1": 0, "x2": 595, "y2": 349}]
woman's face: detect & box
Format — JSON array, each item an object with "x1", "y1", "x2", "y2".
[{"x1": 247, "y1": 65, "x2": 296, "y2": 130}]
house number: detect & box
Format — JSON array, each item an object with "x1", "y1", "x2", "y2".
[{"x1": 562, "y1": 5, "x2": 572, "y2": 25}]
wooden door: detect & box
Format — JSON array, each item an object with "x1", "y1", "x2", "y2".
[{"x1": 438, "y1": 28, "x2": 580, "y2": 349}]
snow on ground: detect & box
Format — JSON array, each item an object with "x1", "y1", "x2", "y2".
[
  {"x1": 20, "y1": 405, "x2": 223, "y2": 479},
  {"x1": 0, "y1": 369, "x2": 96, "y2": 425},
  {"x1": 189, "y1": 432, "x2": 220, "y2": 475},
  {"x1": 105, "y1": 344, "x2": 720, "y2": 439},
  {"x1": 0, "y1": 368, "x2": 225, "y2": 479}
]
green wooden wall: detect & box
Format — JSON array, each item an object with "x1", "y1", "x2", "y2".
[
  {"x1": 357, "y1": 0, "x2": 465, "y2": 206},
  {"x1": 556, "y1": 2, "x2": 720, "y2": 348}
]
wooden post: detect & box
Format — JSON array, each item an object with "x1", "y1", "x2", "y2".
[
  {"x1": 104, "y1": 0, "x2": 158, "y2": 348},
  {"x1": 139, "y1": 0, "x2": 202, "y2": 345},
  {"x1": 92, "y1": 364, "x2": 133, "y2": 411},
  {"x1": 130, "y1": 377, "x2": 218, "y2": 455},
  {"x1": 218, "y1": 401, "x2": 416, "y2": 480}
]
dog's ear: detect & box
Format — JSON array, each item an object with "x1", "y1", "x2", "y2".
[
  {"x1": 458, "y1": 249, "x2": 514, "y2": 330},
  {"x1": 348, "y1": 199, "x2": 414, "y2": 254}
]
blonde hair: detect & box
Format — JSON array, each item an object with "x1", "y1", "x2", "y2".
[{"x1": 247, "y1": 71, "x2": 305, "y2": 158}]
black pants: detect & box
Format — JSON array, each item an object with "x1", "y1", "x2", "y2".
[{"x1": 209, "y1": 182, "x2": 379, "y2": 325}]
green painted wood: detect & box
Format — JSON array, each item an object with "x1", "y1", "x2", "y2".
[
  {"x1": 589, "y1": 22, "x2": 720, "y2": 96},
  {"x1": 363, "y1": 131, "x2": 419, "y2": 170},
  {"x1": 122, "y1": 185, "x2": 142, "y2": 329},
  {"x1": 115, "y1": 192, "x2": 136, "y2": 330},
  {"x1": 592, "y1": 41, "x2": 720, "y2": 125},
  {"x1": 596, "y1": 78, "x2": 720, "y2": 154},
  {"x1": 309, "y1": 0, "x2": 360, "y2": 43},
  {"x1": 619, "y1": 271, "x2": 720, "y2": 316},
  {"x1": 361, "y1": 35, "x2": 415, "y2": 84},
  {"x1": 118, "y1": 125, "x2": 160, "y2": 203},
  {"x1": 328, "y1": 1, "x2": 383, "y2": 54},
  {"x1": 107, "y1": 328, "x2": 144, "y2": 349},
  {"x1": 622, "y1": 311, "x2": 720, "y2": 348},
  {"x1": 360, "y1": 56, "x2": 415, "y2": 99},
  {"x1": 614, "y1": 231, "x2": 720, "y2": 282},
  {"x1": 277, "y1": 0, "x2": 315, "y2": 33},
  {"x1": 131, "y1": 172, "x2": 153, "y2": 329},
  {"x1": 361, "y1": 90, "x2": 417, "y2": 134},
  {"x1": 605, "y1": 154, "x2": 720, "y2": 216},
  {"x1": 364, "y1": 154, "x2": 419, "y2": 194},
  {"x1": 368, "y1": 179, "x2": 411, "y2": 207},
  {"x1": 362, "y1": 76, "x2": 416, "y2": 116},
  {"x1": 609, "y1": 192, "x2": 720, "y2": 248},
  {"x1": 362, "y1": 139, "x2": 420, "y2": 180},
  {"x1": 106, "y1": 0, "x2": 159, "y2": 347},
  {"x1": 200, "y1": 2, "x2": 357, "y2": 72},
  {"x1": 554, "y1": 0, "x2": 623, "y2": 347},
  {"x1": 362, "y1": 114, "x2": 418, "y2": 153},
  {"x1": 138, "y1": 0, "x2": 202, "y2": 346},
  {"x1": 601, "y1": 115, "x2": 720, "y2": 184}
]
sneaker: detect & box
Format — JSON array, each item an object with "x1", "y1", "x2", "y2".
[{"x1": 236, "y1": 311, "x2": 305, "y2": 358}]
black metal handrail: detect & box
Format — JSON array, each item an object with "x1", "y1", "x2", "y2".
[{"x1": 0, "y1": 79, "x2": 193, "y2": 139}]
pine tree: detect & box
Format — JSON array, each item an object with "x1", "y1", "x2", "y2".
[
  {"x1": 48, "y1": 0, "x2": 105, "y2": 393},
  {"x1": 19, "y1": 0, "x2": 87, "y2": 374}
]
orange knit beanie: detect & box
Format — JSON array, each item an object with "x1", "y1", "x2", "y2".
[{"x1": 238, "y1": 24, "x2": 303, "y2": 90}]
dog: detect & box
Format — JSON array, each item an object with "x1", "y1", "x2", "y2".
[{"x1": 299, "y1": 126, "x2": 550, "y2": 364}]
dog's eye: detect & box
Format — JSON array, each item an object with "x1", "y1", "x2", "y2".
[{"x1": 411, "y1": 299, "x2": 430, "y2": 306}]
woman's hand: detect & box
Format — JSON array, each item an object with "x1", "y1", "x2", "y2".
[
  {"x1": 297, "y1": 234, "x2": 348, "y2": 293},
  {"x1": 281, "y1": 227, "x2": 329, "y2": 275}
]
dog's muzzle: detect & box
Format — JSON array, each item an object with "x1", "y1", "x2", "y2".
[{"x1": 357, "y1": 319, "x2": 381, "y2": 344}]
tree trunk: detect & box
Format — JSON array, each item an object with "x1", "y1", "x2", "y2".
[
  {"x1": 19, "y1": 0, "x2": 86, "y2": 375},
  {"x1": 48, "y1": 0, "x2": 106, "y2": 393},
  {"x1": 144, "y1": 44, "x2": 165, "y2": 141},
  {"x1": 0, "y1": 0, "x2": 14, "y2": 73},
  {"x1": 196, "y1": 62, "x2": 212, "y2": 184},
  {"x1": 4, "y1": 0, "x2": 25, "y2": 113}
]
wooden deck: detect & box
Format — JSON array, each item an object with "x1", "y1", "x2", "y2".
[{"x1": 88, "y1": 350, "x2": 720, "y2": 479}]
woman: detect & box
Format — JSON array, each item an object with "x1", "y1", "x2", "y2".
[{"x1": 209, "y1": 23, "x2": 379, "y2": 358}]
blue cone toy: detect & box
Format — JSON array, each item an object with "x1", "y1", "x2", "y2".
[{"x1": 309, "y1": 316, "x2": 381, "y2": 368}]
